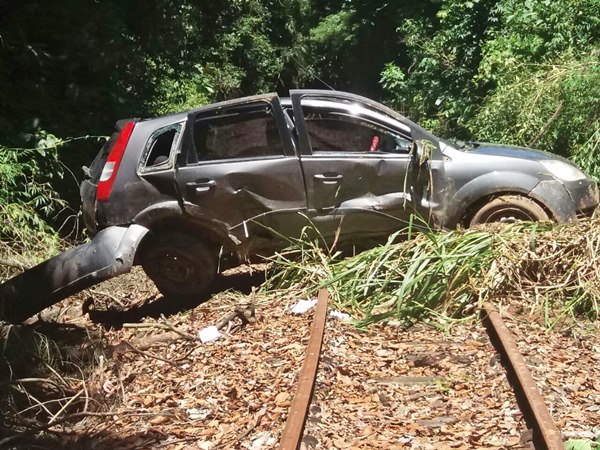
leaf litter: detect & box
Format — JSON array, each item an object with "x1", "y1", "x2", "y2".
[{"x1": 4, "y1": 219, "x2": 600, "y2": 447}]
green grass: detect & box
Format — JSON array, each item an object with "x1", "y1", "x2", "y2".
[{"x1": 263, "y1": 217, "x2": 600, "y2": 328}]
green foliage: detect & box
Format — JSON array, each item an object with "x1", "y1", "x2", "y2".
[
  {"x1": 479, "y1": 0, "x2": 600, "y2": 79},
  {"x1": 378, "y1": 0, "x2": 600, "y2": 178},
  {"x1": 146, "y1": 63, "x2": 215, "y2": 115},
  {"x1": 306, "y1": 10, "x2": 359, "y2": 86},
  {"x1": 469, "y1": 54, "x2": 600, "y2": 175},
  {"x1": 564, "y1": 437, "x2": 600, "y2": 450},
  {"x1": 466, "y1": 0, "x2": 600, "y2": 173},
  {"x1": 310, "y1": 10, "x2": 357, "y2": 47},
  {"x1": 0, "y1": 131, "x2": 66, "y2": 250},
  {"x1": 381, "y1": 0, "x2": 500, "y2": 136},
  {"x1": 265, "y1": 218, "x2": 600, "y2": 328},
  {"x1": 265, "y1": 222, "x2": 498, "y2": 326}
]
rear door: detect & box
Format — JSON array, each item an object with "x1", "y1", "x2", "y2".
[
  {"x1": 175, "y1": 94, "x2": 307, "y2": 252},
  {"x1": 290, "y1": 90, "x2": 428, "y2": 242}
]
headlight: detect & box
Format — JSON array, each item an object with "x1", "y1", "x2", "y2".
[{"x1": 540, "y1": 160, "x2": 587, "y2": 181}]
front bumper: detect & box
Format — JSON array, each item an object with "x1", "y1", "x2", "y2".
[
  {"x1": 531, "y1": 178, "x2": 599, "y2": 222},
  {"x1": 0, "y1": 224, "x2": 148, "y2": 323}
]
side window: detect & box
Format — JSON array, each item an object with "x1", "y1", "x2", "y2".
[
  {"x1": 193, "y1": 103, "x2": 283, "y2": 162},
  {"x1": 140, "y1": 122, "x2": 183, "y2": 172},
  {"x1": 302, "y1": 105, "x2": 411, "y2": 154}
]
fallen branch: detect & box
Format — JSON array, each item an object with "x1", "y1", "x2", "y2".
[
  {"x1": 529, "y1": 101, "x2": 564, "y2": 148},
  {"x1": 113, "y1": 303, "x2": 256, "y2": 354},
  {"x1": 111, "y1": 341, "x2": 182, "y2": 366},
  {"x1": 122, "y1": 318, "x2": 196, "y2": 340},
  {"x1": 215, "y1": 304, "x2": 256, "y2": 331},
  {"x1": 127, "y1": 331, "x2": 182, "y2": 351}
]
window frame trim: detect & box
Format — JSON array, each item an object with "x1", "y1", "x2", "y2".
[
  {"x1": 301, "y1": 104, "x2": 413, "y2": 156},
  {"x1": 182, "y1": 96, "x2": 295, "y2": 165},
  {"x1": 138, "y1": 120, "x2": 186, "y2": 175}
]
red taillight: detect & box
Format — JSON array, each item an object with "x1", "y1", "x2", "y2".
[{"x1": 96, "y1": 121, "x2": 135, "y2": 201}]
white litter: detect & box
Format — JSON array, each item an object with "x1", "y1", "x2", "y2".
[
  {"x1": 187, "y1": 407, "x2": 211, "y2": 420},
  {"x1": 290, "y1": 298, "x2": 318, "y2": 314},
  {"x1": 198, "y1": 326, "x2": 222, "y2": 343},
  {"x1": 248, "y1": 432, "x2": 275, "y2": 449},
  {"x1": 329, "y1": 310, "x2": 351, "y2": 321}
]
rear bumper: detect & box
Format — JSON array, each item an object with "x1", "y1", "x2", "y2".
[{"x1": 0, "y1": 224, "x2": 149, "y2": 323}]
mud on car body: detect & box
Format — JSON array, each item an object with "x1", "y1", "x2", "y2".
[{"x1": 1, "y1": 90, "x2": 598, "y2": 322}]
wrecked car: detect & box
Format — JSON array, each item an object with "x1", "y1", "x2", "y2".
[{"x1": 1, "y1": 90, "x2": 598, "y2": 322}]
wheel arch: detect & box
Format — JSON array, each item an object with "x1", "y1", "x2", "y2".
[
  {"x1": 132, "y1": 201, "x2": 242, "y2": 263},
  {"x1": 461, "y1": 191, "x2": 553, "y2": 226},
  {"x1": 442, "y1": 171, "x2": 555, "y2": 227}
]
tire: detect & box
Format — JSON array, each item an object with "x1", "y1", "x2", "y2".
[
  {"x1": 139, "y1": 231, "x2": 217, "y2": 299},
  {"x1": 469, "y1": 195, "x2": 549, "y2": 226}
]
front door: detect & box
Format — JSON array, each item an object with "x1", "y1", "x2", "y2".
[{"x1": 290, "y1": 91, "x2": 430, "y2": 243}]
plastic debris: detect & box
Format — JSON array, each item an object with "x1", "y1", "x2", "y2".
[
  {"x1": 187, "y1": 407, "x2": 211, "y2": 420},
  {"x1": 290, "y1": 298, "x2": 318, "y2": 314},
  {"x1": 198, "y1": 325, "x2": 222, "y2": 343},
  {"x1": 249, "y1": 432, "x2": 275, "y2": 449},
  {"x1": 329, "y1": 310, "x2": 351, "y2": 321}
]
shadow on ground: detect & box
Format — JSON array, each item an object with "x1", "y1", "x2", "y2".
[
  {"x1": 86, "y1": 268, "x2": 268, "y2": 328},
  {"x1": 0, "y1": 429, "x2": 185, "y2": 450}
]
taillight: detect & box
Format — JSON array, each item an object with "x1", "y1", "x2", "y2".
[{"x1": 96, "y1": 121, "x2": 135, "y2": 201}]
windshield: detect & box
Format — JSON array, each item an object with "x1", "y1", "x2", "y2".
[{"x1": 439, "y1": 137, "x2": 478, "y2": 151}]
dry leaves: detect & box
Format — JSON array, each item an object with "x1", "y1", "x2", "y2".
[{"x1": 10, "y1": 266, "x2": 600, "y2": 448}]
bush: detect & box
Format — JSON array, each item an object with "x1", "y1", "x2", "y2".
[{"x1": 0, "y1": 130, "x2": 66, "y2": 250}]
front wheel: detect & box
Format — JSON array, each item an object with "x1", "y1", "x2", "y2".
[
  {"x1": 469, "y1": 195, "x2": 549, "y2": 226},
  {"x1": 139, "y1": 231, "x2": 217, "y2": 300}
]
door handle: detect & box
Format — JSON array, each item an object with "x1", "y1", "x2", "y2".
[
  {"x1": 187, "y1": 179, "x2": 216, "y2": 194},
  {"x1": 314, "y1": 173, "x2": 343, "y2": 184}
]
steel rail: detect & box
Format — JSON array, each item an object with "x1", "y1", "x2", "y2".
[
  {"x1": 277, "y1": 294, "x2": 563, "y2": 449},
  {"x1": 482, "y1": 302, "x2": 564, "y2": 450},
  {"x1": 278, "y1": 289, "x2": 329, "y2": 450}
]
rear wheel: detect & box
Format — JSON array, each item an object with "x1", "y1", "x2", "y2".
[
  {"x1": 139, "y1": 231, "x2": 217, "y2": 299},
  {"x1": 469, "y1": 195, "x2": 549, "y2": 226}
]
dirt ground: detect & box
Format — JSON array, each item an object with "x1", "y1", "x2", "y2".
[{"x1": 2, "y1": 266, "x2": 600, "y2": 449}]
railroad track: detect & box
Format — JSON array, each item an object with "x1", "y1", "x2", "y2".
[{"x1": 278, "y1": 289, "x2": 565, "y2": 450}]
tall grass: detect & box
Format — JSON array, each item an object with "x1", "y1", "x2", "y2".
[
  {"x1": 265, "y1": 223, "x2": 499, "y2": 325},
  {"x1": 264, "y1": 219, "x2": 600, "y2": 328}
]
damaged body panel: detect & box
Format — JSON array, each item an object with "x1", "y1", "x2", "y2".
[
  {"x1": 0, "y1": 225, "x2": 148, "y2": 323},
  {"x1": 1, "y1": 90, "x2": 598, "y2": 322}
]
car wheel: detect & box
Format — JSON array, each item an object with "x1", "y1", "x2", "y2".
[
  {"x1": 139, "y1": 231, "x2": 217, "y2": 299},
  {"x1": 469, "y1": 195, "x2": 549, "y2": 226}
]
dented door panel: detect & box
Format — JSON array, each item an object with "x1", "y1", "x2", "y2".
[
  {"x1": 289, "y1": 90, "x2": 439, "y2": 240},
  {"x1": 175, "y1": 95, "x2": 307, "y2": 249},
  {"x1": 176, "y1": 159, "x2": 307, "y2": 242},
  {"x1": 300, "y1": 154, "x2": 419, "y2": 239}
]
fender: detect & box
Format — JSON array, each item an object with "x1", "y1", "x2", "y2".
[
  {"x1": 443, "y1": 171, "x2": 545, "y2": 227},
  {"x1": 0, "y1": 224, "x2": 149, "y2": 323},
  {"x1": 132, "y1": 200, "x2": 241, "y2": 247}
]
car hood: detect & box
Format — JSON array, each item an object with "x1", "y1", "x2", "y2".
[{"x1": 466, "y1": 143, "x2": 571, "y2": 163}]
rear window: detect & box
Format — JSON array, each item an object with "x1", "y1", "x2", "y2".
[{"x1": 139, "y1": 123, "x2": 183, "y2": 173}]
